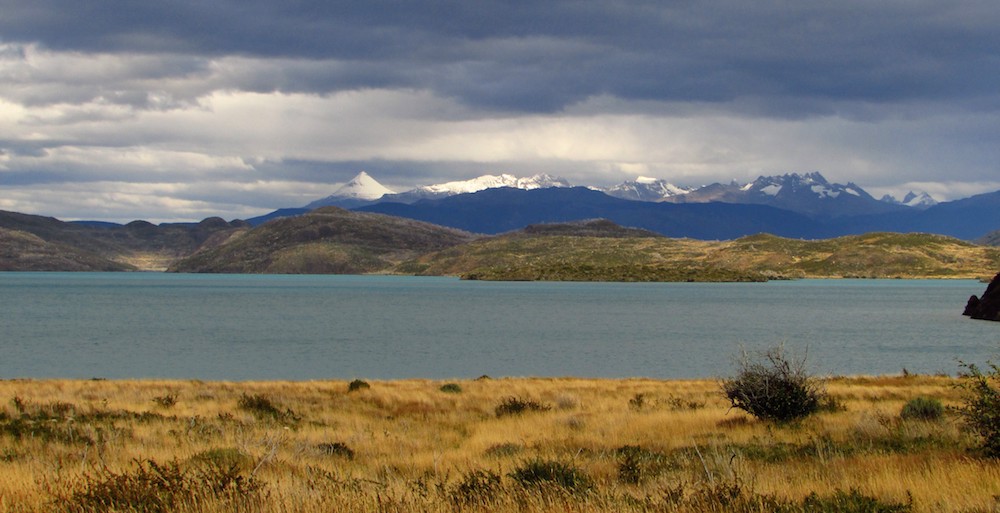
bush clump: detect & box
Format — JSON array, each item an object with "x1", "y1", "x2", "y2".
[
  {"x1": 347, "y1": 379, "x2": 370, "y2": 393},
  {"x1": 152, "y1": 394, "x2": 177, "y2": 408},
  {"x1": 800, "y1": 488, "x2": 913, "y2": 512},
  {"x1": 52, "y1": 459, "x2": 262, "y2": 513},
  {"x1": 494, "y1": 397, "x2": 551, "y2": 417},
  {"x1": 615, "y1": 445, "x2": 674, "y2": 484},
  {"x1": 439, "y1": 383, "x2": 462, "y2": 394},
  {"x1": 237, "y1": 393, "x2": 281, "y2": 418},
  {"x1": 450, "y1": 469, "x2": 503, "y2": 506},
  {"x1": 484, "y1": 442, "x2": 523, "y2": 458},
  {"x1": 508, "y1": 459, "x2": 592, "y2": 494},
  {"x1": 900, "y1": 397, "x2": 944, "y2": 421},
  {"x1": 315, "y1": 442, "x2": 355, "y2": 460},
  {"x1": 722, "y1": 345, "x2": 824, "y2": 423},
  {"x1": 956, "y1": 361, "x2": 1000, "y2": 457}
]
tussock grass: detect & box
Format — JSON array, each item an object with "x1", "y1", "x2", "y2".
[{"x1": 0, "y1": 376, "x2": 994, "y2": 512}]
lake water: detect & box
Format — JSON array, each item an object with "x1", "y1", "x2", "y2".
[{"x1": 0, "y1": 273, "x2": 997, "y2": 381}]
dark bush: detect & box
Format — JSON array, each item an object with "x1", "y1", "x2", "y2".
[
  {"x1": 956, "y1": 361, "x2": 1000, "y2": 457},
  {"x1": 722, "y1": 345, "x2": 824, "y2": 423},
  {"x1": 439, "y1": 383, "x2": 462, "y2": 394},
  {"x1": 188, "y1": 448, "x2": 251, "y2": 472},
  {"x1": 800, "y1": 488, "x2": 912, "y2": 512},
  {"x1": 450, "y1": 469, "x2": 503, "y2": 506},
  {"x1": 900, "y1": 397, "x2": 944, "y2": 421},
  {"x1": 237, "y1": 393, "x2": 281, "y2": 418},
  {"x1": 615, "y1": 445, "x2": 674, "y2": 484},
  {"x1": 494, "y1": 397, "x2": 551, "y2": 417},
  {"x1": 347, "y1": 379, "x2": 370, "y2": 392},
  {"x1": 508, "y1": 459, "x2": 592, "y2": 494},
  {"x1": 628, "y1": 393, "x2": 648, "y2": 411},
  {"x1": 315, "y1": 442, "x2": 355, "y2": 460},
  {"x1": 152, "y1": 394, "x2": 178, "y2": 408},
  {"x1": 484, "y1": 442, "x2": 523, "y2": 458}
]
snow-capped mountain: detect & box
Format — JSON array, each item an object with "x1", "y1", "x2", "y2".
[
  {"x1": 422, "y1": 173, "x2": 570, "y2": 194},
  {"x1": 880, "y1": 191, "x2": 938, "y2": 210},
  {"x1": 668, "y1": 172, "x2": 907, "y2": 219},
  {"x1": 306, "y1": 172, "x2": 396, "y2": 208},
  {"x1": 602, "y1": 177, "x2": 693, "y2": 201},
  {"x1": 382, "y1": 173, "x2": 572, "y2": 203}
]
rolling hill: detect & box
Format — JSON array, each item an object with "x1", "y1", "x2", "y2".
[
  {"x1": 0, "y1": 210, "x2": 247, "y2": 271},
  {"x1": 403, "y1": 222, "x2": 1000, "y2": 281},
  {"x1": 168, "y1": 207, "x2": 477, "y2": 274},
  {"x1": 0, "y1": 227, "x2": 135, "y2": 271}
]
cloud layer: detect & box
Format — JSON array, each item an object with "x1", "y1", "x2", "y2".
[{"x1": 2, "y1": 1, "x2": 999, "y2": 221}]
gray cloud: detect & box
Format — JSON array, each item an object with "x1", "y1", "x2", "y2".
[{"x1": 4, "y1": 1, "x2": 1000, "y2": 113}]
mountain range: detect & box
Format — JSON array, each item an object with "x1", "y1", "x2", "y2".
[
  {"x1": 260, "y1": 170, "x2": 975, "y2": 237},
  {"x1": 2, "y1": 168, "x2": 1000, "y2": 275},
  {"x1": 294, "y1": 171, "x2": 989, "y2": 241}
]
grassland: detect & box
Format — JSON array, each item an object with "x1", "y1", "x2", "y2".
[
  {"x1": 408, "y1": 230, "x2": 1000, "y2": 281},
  {"x1": 0, "y1": 375, "x2": 996, "y2": 512}
]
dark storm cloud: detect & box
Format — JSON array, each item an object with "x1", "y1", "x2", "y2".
[{"x1": 4, "y1": 1, "x2": 999, "y2": 114}]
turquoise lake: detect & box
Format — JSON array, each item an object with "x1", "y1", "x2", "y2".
[{"x1": 0, "y1": 273, "x2": 996, "y2": 380}]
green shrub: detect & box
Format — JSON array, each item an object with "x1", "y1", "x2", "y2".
[
  {"x1": 508, "y1": 459, "x2": 592, "y2": 494},
  {"x1": 494, "y1": 397, "x2": 551, "y2": 417},
  {"x1": 722, "y1": 345, "x2": 823, "y2": 423},
  {"x1": 956, "y1": 361, "x2": 1000, "y2": 457},
  {"x1": 900, "y1": 397, "x2": 944, "y2": 421},
  {"x1": 439, "y1": 383, "x2": 462, "y2": 394},
  {"x1": 347, "y1": 379, "x2": 370, "y2": 392}
]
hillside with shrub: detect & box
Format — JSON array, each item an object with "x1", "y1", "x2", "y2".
[
  {"x1": 169, "y1": 207, "x2": 477, "y2": 273},
  {"x1": 0, "y1": 210, "x2": 247, "y2": 271},
  {"x1": 405, "y1": 223, "x2": 1000, "y2": 281}
]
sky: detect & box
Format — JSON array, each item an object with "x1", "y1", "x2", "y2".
[{"x1": 2, "y1": 1, "x2": 1000, "y2": 223}]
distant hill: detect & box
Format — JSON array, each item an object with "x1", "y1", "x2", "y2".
[
  {"x1": 0, "y1": 227, "x2": 135, "y2": 271},
  {"x1": 405, "y1": 223, "x2": 1000, "y2": 281},
  {"x1": 828, "y1": 190, "x2": 1000, "y2": 240},
  {"x1": 359, "y1": 186, "x2": 821, "y2": 239},
  {"x1": 0, "y1": 210, "x2": 247, "y2": 271},
  {"x1": 978, "y1": 230, "x2": 1000, "y2": 246},
  {"x1": 169, "y1": 207, "x2": 477, "y2": 274}
]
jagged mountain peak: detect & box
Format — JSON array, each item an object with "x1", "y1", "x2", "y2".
[
  {"x1": 881, "y1": 191, "x2": 938, "y2": 209},
  {"x1": 744, "y1": 172, "x2": 867, "y2": 200},
  {"x1": 603, "y1": 177, "x2": 693, "y2": 201}
]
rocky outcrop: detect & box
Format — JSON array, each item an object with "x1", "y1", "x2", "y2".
[{"x1": 964, "y1": 273, "x2": 1000, "y2": 321}]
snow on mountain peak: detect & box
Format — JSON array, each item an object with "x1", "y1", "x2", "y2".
[
  {"x1": 419, "y1": 173, "x2": 571, "y2": 194},
  {"x1": 603, "y1": 177, "x2": 693, "y2": 201},
  {"x1": 332, "y1": 171, "x2": 396, "y2": 200},
  {"x1": 881, "y1": 191, "x2": 938, "y2": 209}
]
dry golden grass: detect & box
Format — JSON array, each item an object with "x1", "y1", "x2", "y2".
[{"x1": 0, "y1": 375, "x2": 994, "y2": 512}]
